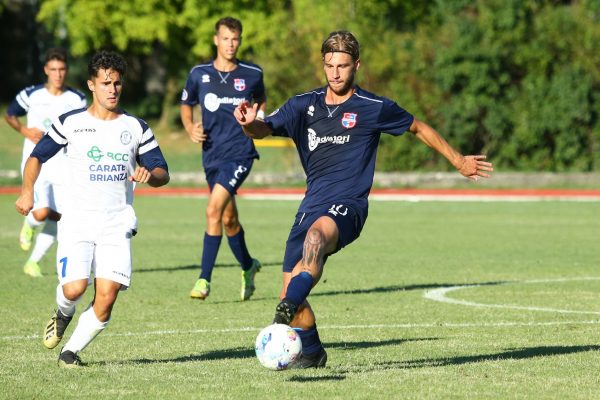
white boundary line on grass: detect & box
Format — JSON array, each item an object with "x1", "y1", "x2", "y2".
[
  {"x1": 424, "y1": 277, "x2": 600, "y2": 315},
  {"x1": 3, "y1": 320, "x2": 600, "y2": 342}
]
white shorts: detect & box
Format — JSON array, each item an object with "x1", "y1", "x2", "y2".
[
  {"x1": 33, "y1": 180, "x2": 64, "y2": 213},
  {"x1": 56, "y1": 207, "x2": 137, "y2": 289}
]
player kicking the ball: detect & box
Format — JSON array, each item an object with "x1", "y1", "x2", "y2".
[
  {"x1": 235, "y1": 31, "x2": 493, "y2": 368},
  {"x1": 15, "y1": 51, "x2": 170, "y2": 367}
]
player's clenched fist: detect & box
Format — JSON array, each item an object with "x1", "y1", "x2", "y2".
[{"x1": 129, "y1": 166, "x2": 152, "y2": 183}]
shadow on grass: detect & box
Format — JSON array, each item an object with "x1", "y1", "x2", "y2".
[
  {"x1": 90, "y1": 337, "x2": 430, "y2": 367},
  {"x1": 134, "y1": 261, "x2": 282, "y2": 273},
  {"x1": 366, "y1": 345, "x2": 600, "y2": 371},
  {"x1": 311, "y1": 281, "x2": 508, "y2": 297}
]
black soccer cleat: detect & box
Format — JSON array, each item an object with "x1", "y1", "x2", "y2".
[
  {"x1": 44, "y1": 309, "x2": 73, "y2": 349},
  {"x1": 58, "y1": 350, "x2": 83, "y2": 368},
  {"x1": 272, "y1": 298, "x2": 298, "y2": 325},
  {"x1": 288, "y1": 348, "x2": 328, "y2": 369}
]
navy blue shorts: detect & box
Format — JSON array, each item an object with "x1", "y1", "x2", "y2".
[
  {"x1": 205, "y1": 159, "x2": 254, "y2": 196},
  {"x1": 282, "y1": 201, "x2": 365, "y2": 272}
]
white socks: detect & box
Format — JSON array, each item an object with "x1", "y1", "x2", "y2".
[
  {"x1": 62, "y1": 305, "x2": 109, "y2": 354},
  {"x1": 29, "y1": 220, "x2": 57, "y2": 263},
  {"x1": 55, "y1": 284, "x2": 80, "y2": 318}
]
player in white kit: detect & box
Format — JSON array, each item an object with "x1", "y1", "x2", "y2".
[
  {"x1": 15, "y1": 51, "x2": 170, "y2": 367},
  {"x1": 5, "y1": 48, "x2": 86, "y2": 277}
]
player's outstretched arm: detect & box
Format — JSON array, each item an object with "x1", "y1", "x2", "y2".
[
  {"x1": 129, "y1": 166, "x2": 170, "y2": 187},
  {"x1": 409, "y1": 118, "x2": 493, "y2": 181},
  {"x1": 15, "y1": 156, "x2": 42, "y2": 216},
  {"x1": 234, "y1": 101, "x2": 273, "y2": 139}
]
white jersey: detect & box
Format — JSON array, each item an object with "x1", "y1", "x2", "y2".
[
  {"x1": 10, "y1": 84, "x2": 86, "y2": 180},
  {"x1": 47, "y1": 109, "x2": 160, "y2": 215}
]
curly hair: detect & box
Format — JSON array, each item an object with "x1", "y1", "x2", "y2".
[{"x1": 88, "y1": 51, "x2": 127, "y2": 79}]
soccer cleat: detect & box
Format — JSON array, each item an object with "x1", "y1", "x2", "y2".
[
  {"x1": 272, "y1": 298, "x2": 298, "y2": 325},
  {"x1": 43, "y1": 309, "x2": 73, "y2": 349},
  {"x1": 58, "y1": 350, "x2": 83, "y2": 368},
  {"x1": 241, "y1": 258, "x2": 261, "y2": 301},
  {"x1": 23, "y1": 260, "x2": 43, "y2": 278},
  {"x1": 190, "y1": 278, "x2": 210, "y2": 300},
  {"x1": 288, "y1": 348, "x2": 328, "y2": 369},
  {"x1": 19, "y1": 220, "x2": 34, "y2": 251}
]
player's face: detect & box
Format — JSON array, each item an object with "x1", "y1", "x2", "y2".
[
  {"x1": 87, "y1": 68, "x2": 123, "y2": 111},
  {"x1": 213, "y1": 26, "x2": 241, "y2": 62},
  {"x1": 44, "y1": 60, "x2": 68, "y2": 91},
  {"x1": 323, "y1": 52, "x2": 360, "y2": 96}
]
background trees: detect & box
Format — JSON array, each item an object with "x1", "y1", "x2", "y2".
[{"x1": 2, "y1": 0, "x2": 599, "y2": 171}]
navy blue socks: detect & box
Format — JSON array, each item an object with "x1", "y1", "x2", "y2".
[
  {"x1": 199, "y1": 233, "x2": 222, "y2": 281},
  {"x1": 294, "y1": 325, "x2": 323, "y2": 355},
  {"x1": 227, "y1": 227, "x2": 253, "y2": 270},
  {"x1": 285, "y1": 271, "x2": 314, "y2": 306}
]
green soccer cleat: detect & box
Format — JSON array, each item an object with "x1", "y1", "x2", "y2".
[
  {"x1": 241, "y1": 258, "x2": 261, "y2": 301},
  {"x1": 58, "y1": 349, "x2": 83, "y2": 368},
  {"x1": 19, "y1": 219, "x2": 34, "y2": 251},
  {"x1": 23, "y1": 260, "x2": 42, "y2": 278},
  {"x1": 43, "y1": 310, "x2": 73, "y2": 349},
  {"x1": 190, "y1": 278, "x2": 210, "y2": 300}
]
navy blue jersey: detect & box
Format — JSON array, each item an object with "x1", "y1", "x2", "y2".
[
  {"x1": 181, "y1": 61, "x2": 264, "y2": 169},
  {"x1": 265, "y1": 86, "x2": 414, "y2": 222}
]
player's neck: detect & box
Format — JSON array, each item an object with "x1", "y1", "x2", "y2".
[
  {"x1": 325, "y1": 86, "x2": 355, "y2": 105},
  {"x1": 87, "y1": 104, "x2": 122, "y2": 121},
  {"x1": 45, "y1": 83, "x2": 65, "y2": 96},
  {"x1": 213, "y1": 57, "x2": 238, "y2": 72}
]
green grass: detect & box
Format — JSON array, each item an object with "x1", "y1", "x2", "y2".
[{"x1": 1, "y1": 195, "x2": 600, "y2": 398}]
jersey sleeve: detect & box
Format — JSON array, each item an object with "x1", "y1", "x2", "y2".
[
  {"x1": 253, "y1": 71, "x2": 266, "y2": 101},
  {"x1": 30, "y1": 134, "x2": 64, "y2": 163},
  {"x1": 377, "y1": 98, "x2": 414, "y2": 136},
  {"x1": 47, "y1": 115, "x2": 69, "y2": 145},
  {"x1": 264, "y1": 98, "x2": 301, "y2": 140},
  {"x1": 6, "y1": 88, "x2": 30, "y2": 117},
  {"x1": 181, "y1": 70, "x2": 199, "y2": 106}
]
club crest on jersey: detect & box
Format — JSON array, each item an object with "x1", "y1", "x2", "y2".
[
  {"x1": 341, "y1": 113, "x2": 357, "y2": 128},
  {"x1": 234, "y1": 79, "x2": 246, "y2": 91}
]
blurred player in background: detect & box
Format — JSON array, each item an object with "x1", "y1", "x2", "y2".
[
  {"x1": 235, "y1": 31, "x2": 493, "y2": 368},
  {"x1": 5, "y1": 48, "x2": 86, "y2": 277},
  {"x1": 16, "y1": 51, "x2": 170, "y2": 367},
  {"x1": 181, "y1": 17, "x2": 265, "y2": 301}
]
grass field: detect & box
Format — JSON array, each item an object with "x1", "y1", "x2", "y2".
[{"x1": 1, "y1": 194, "x2": 600, "y2": 399}]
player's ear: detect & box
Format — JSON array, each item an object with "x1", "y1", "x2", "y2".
[
  {"x1": 355, "y1": 59, "x2": 361, "y2": 70},
  {"x1": 213, "y1": 34, "x2": 218, "y2": 46},
  {"x1": 87, "y1": 80, "x2": 95, "y2": 92}
]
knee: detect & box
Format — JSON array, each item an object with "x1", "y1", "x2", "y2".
[
  {"x1": 32, "y1": 209, "x2": 49, "y2": 222},
  {"x1": 222, "y1": 214, "x2": 239, "y2": 231},
  {"x1": 304, "y1": 228, "x2": 325, "y2": 249},
  {"x1": 62, "y1": 284, "x2": 86, "y2": 301},
  {"x1": 205, "y1": 204, "x2": 222, "y2": 224},
  {"x1": 93, "y1": 289, "x2": 118, "y2": 312}
]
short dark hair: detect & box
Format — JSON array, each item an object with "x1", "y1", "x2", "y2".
[
  {"x1": 321, "y1": 31, "x2": 360, "y2": 61},
  {"x1": 88, "y1": 51, "x2": 127, "y2": 79},
  {"x1": 215, "y1": 16, "x2": 242, "y2": 35},
  {"x1": 45, "y1": 48, "x2": 68, "y2": 64}
]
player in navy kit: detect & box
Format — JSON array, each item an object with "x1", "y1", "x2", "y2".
[
  {"x1": 235, "y1": 31, "x2": 493, "y2": 368},
  {"x1": 181, "y1": 17, "x2": 265, "y2": 301}
]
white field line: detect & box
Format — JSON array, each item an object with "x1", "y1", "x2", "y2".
[
  {"x1": 424, "y1": 277, "x2": 600, "y2": 315},
  {"x1": 3, "y1": 320, "x2": 600, "y2": 342}
]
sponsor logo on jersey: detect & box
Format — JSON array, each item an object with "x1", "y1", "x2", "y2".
[
  {"x1": 341, "y1": 112, "x2": 357, "y2": 128},
  {"x1": 202, "y1": 74, "x2": 210, "y2": 83},
  {"x1": 234, "y1": 78, "x2": 246, "y2": 91},
  {"x1": 203, "y1": 92, "x2": 246, "y2": 112},
  {"x1": 307, "y1": 128, "x2": 350, "y2": 151},
  {"x1": 73, "y1": 128, "x2": 97, "y2": 133},
  {"x1": 307, "y1": 105, "x2": 315, "y2": 117},
  {"x1": 181, "y1": 89, "x2": 188, "y2": 101},
  {"x1": 86, "y1": 145, "x2": 130, "y2": 162}
]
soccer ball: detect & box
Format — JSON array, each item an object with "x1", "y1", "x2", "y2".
[{"x1": 255, "y1": 324, "x2": 302, "y2": 370}]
